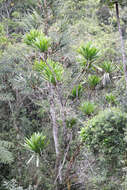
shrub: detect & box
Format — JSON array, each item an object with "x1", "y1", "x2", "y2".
[
  {"x1": 80, "y1": 108, "x2": 127, "y2": 165},
  {"x1": 2, "y1": 179, "x2": 33, "y2": 190},
  {"x1": 0, "y1": 140, "x2": 14, "y2": 164}
]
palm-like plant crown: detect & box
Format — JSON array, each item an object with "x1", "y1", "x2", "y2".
[
  {"x1": 24, "y1": 29, "x2": 51, "y2": 52},
  {"x1": 34, "y1": 59, "x2": 64, "y2": 85},
  {"x1": 88, "y1": 75, "x2": 101, "y2": 89},
  {"x1": 24, "y1": 132, "x2": 47, "y2": 155},
  {"x1": 77, "y1": 42, "x2": 99, "y2": 65}
]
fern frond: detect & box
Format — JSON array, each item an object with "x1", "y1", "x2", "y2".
[
  {"x1": 0, "y1": 147, "x2": 14, "y2": 164},
  {"x1": 0, "y1": 140, "x2": 14, "y2": 164},
  {"x1": 0, "y1": 140, "x2": 14, "y2": 148}
]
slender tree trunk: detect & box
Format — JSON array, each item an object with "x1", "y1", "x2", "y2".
[
  {"x1": 115, "y1": 2, "x2": 127, "y2": 88},
  {"x1": 43, "y1": 0, "x2": 48, "y2": 35},
  {"x1": 49, "y1": 84, "x2": 62, "y2": 187},
  {"x1": 50, "y1": 92, "x2": 59, "y2": 157},
  {"x1": 55, "y1": 85, "x2": 67, "y2": 143}
]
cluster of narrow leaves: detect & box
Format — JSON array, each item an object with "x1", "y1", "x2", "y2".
[
  {"x1": 34, "y1": 59, "x2": 64, "y2": 85},
  {"x1": 80, "y1": 101, "x2": 96, "y2": 116},
  {"x1": 77, "y1": 42, "x2": 99, "y2": 66},
  {"x1": 24, "y1": 29, "x2": 51, "y2": 52},
  {"x1": 25, "y1": 29, "x2": 63, "y2": 85},
  {"x1": 88, "y1": 75, "x2": 101, "y2": 89},
  {"x1": 105, "y1": 93, "x2": 116, "y2": 105},
  {"x1": 24, "y1": 29, "x2": 40, "y2": 45},
  {"x1": 24, "y1": 132, "x2": 47, "y2": 155},
  {"x1": 100, "y1": 61, "x2": 113, "y2": 73},
  {"x1": 71, "y1": 84, "x2": 83, "y2": 98},
  {"x1": 66, "y1": 117, "x2": 77, "y2": 128}
]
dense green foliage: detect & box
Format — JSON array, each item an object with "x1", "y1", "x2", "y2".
[
  {"x1": 0, "y1": 0, "x2": 127, "y2": 189},
  {"x1": 81, "y1": 108, "x2": 127, "y2": 162}
]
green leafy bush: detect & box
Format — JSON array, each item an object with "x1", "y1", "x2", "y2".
[
  {"x1": 80, "y1": 108, "x2": 127, "y2": 163},
  {"x1": 80, "y1": 101, "x2": 96, "y2": 116},
  {"x1": 88, "y1": 75, "x2": 101, "y2": 89}
]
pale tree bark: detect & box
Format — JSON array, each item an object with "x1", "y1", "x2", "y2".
[
  {"x1": 43, "y1": 0, "x2": 49, "y2": 35},
  {"x1": 55, "y1": 85, "x2": 67, "y2": 143},
  {"x1": 49, "y1": 84, "x2": 62, "y2": 187},
  {"x1": 115, "y1": 2, "x2": 127, "y2": 88}
]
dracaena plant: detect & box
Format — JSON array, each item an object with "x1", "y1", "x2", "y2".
[
  {"x1": 71, "y1": 84, "x2": 83, "y2": 98},
  {"x1": 80, "y1": 101, "x2": 96, "y2": 116},
  {"x1": 24, "y1": 132, "x2": 48, "y2": 167},
  {"x1": 33, "y1": 35, "x2": 51, "y2": 52},
  {"x1": 33, "y1": 59, "x2": 64, "y2": 85},
  {"x1": 105, "y1": 93, "x2": 117, "y2": 105},
  {"x1": 24, "y1": 29, "x2": 51, "y2": 52},
  {"x1": 24, "y1": 29, "x2": 41, "y2": 45},
  {"x1": 88, "y1": 75, "x2": 101, "y2": 90},
  {"x1": 77, "y1": 42, "x2": 99, "y2": 67},
  {"x1": 24, "y1": 132, "x2": 47, "y2": 154},
  {"x1": 100, "y1": 61, "x2": 114, "y2": 73}
]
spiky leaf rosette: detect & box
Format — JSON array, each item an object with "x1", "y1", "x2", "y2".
[
  {"x1": 80, "y1": 101, "x2": 96, "y2": 116},
  {"x1": 33, "y1": 35, "x2": 51, "y2": 52},
  {"x1": 88, "y1": 75, "x2": 101, "y2": 89},
  {"x1": 34, "y1": 59, "x2": 64, "y2": 85},
  {"x1": 24, "y1": 29, "x2": 40, "y2": 45},
  {"x1": 24, "y1": 132, "x2": 47, "y2": 155},
  {"x1": 71, "y1": 84, "x2": 83, "y2": 98},
  {"x1": 77, "y1": 42, "x2": 99, "y2": 65},
  {"x1": 100, "y1": 61, "x2": 113, "y2": 73},
  {"x1": 24, "y1": 29, "x2": 51, "y2": 52}
]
